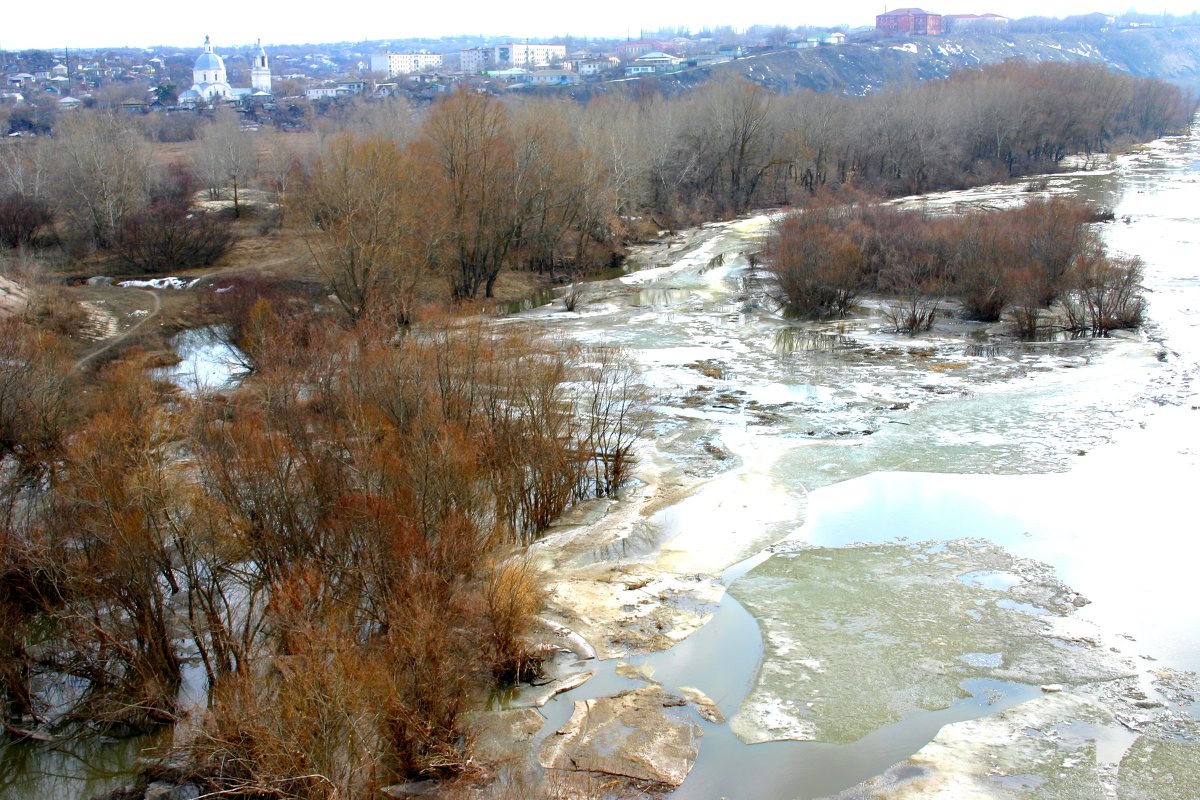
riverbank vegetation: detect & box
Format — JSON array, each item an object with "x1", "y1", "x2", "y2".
[
  {"x1": 764, "y1": 197, "x2": 1144, "y2": 336},
  {"x1": 180, "y1": 320, "x2": 642, "y2": 795},
  {"x1": 0, "y1": 56, "x2": 1192, "y2": 798},
  {"x1": 1, "y1": 61, "x2": 1192, "y2": 315},
  {"x1": 0, "y1": 301, "x2": 644, "y2": 795}
]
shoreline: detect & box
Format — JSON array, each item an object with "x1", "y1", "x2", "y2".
[{"x1": 503, "y1": 137, "x2": 1200, "y2": 797}]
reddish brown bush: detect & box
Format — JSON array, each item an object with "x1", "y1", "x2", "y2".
[
  {"x1": 0, "y1": 193, "x2": 53, "y2": 248},
  {"x1": 765, "y1": 211, "x2": 865, "y2": 318},
  {"x1": 113, "y1": 201, "x2": 234, "y2": 273}
]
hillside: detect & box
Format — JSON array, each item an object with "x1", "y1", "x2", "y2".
[{"x1": 663, "y1": 27, "x2": 1200, "y2": 96}]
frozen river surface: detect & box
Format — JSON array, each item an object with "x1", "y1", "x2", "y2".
[{"x1": 522, "y1": 127, "x2": 1200, "y2": 799}]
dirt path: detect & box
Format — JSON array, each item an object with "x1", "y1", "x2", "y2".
[{"x1": 73, "y1": 289, "x2": 161, "y2": 372}]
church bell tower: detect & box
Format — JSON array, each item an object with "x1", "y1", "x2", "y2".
[{"x1": 251, "y1": 39, "x2": 271, "y2": 93}]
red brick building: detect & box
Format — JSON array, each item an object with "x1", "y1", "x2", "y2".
[{"x1": 876, "y1": 8, "x2": 944, "y2": 35}]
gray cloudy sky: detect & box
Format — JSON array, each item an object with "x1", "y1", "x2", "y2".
[{"x1": 4, "y1": 0, "x2": 1199, "y2": 50}]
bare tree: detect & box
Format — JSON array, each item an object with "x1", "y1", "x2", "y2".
[
  {"x1": 292, "y1": 133, "x2": 434, "y2": 323},
  {"x1": 196, "y1": 109, "x2": 257, "y2": 218},
  {"x1": 50, "y1": 113, "x2": 153, "y2": 247},
  {"x1": 423, "y1": 91, "x2": 521, "y2": 299}
]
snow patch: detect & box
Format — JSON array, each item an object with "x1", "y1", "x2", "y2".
[{"x1": 118, "y1": 277, "x2": 202, "y2": 290}]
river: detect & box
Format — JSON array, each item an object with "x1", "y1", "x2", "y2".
[
  {"x1": 517, "y1": 126, "x2": 1200, "y2": 798},
  {"x1": 4, "y1": 131, "x2": 1198, "y2": 798}
]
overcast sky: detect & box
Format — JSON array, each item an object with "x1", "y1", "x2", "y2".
[{"x1": 4, "y1": 0, "x2": 1200, "y2": 50}]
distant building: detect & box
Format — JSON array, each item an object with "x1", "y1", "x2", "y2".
[
  {"x1": 459, "y1": 44, "x2": 565, "y2": 73},
  {"x1": 305, "y1": 81, "x2": 367, "y2": 99},
  {"x1": 523, "y1": 69, "x2": 580, "y2": 86},
  {"x1": 569, "y1": 59, "x2": 611, "y2": 77},
  {"x1": 625, "y1": 51, "x2": 683, "y2": 76},
  {"x1": 178, "y1": 36, "x2": 271, "y2": 104},
  {"x1": 876, "y1": 8, "x2": 944, "y2": 35},
  {"x1": 493, "y1": 43, "x2": 566, "y2": 68},
  {"x1": 616, "y1": 40, "x2": 669, "y2": 60},
  {"x1": 459, "y1": 48, "x2": 492, "y2": 74},
  {"x1": 802, "y1": 32, "x2": 848, "y2": 45},
  {"x1": 943, "y1": 13, "x2": 1009, "y2": 32},
  {"x1": 485, "y1": 68, "x2": 528, "y2": 81},
  {"x1": 251, "y1": 40, "x2": 271, "y2": 92},
  {"x1": 369, "y1": 51, "x2": 443, "y2": 77}
]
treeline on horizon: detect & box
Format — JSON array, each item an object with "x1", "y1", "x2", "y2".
[{"x1": 3, "y1": 59, "x2": 1193, "y2": 307}]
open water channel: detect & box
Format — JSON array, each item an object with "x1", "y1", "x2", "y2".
[
  {"x1": 513, "y1": 125, "x2": 1200, "y2": 798},
  {"x1": 4, "y1": 128, "x2": 1198, "y2": 798}
]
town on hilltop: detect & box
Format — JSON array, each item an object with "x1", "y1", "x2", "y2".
[{"x1": 2, "y1": 8, "x2": 1188, "y2": 135}]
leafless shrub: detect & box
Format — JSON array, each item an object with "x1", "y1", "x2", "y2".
[
  {"x1": 562, "y1": 282, "x2": 583, "y2": 312},
  {"x1": 113, "y1": 203, "x2": 234, "y2": 273},
  {"x1": 0, "y1": 193, "x2": 53, "y2": 248},
  {"x1": 482, "y1": 559, "x2": 547, "y2": 683},
  {"x1": 1062, "y1": 249, "x2": 1145, "y2": 335},
  {"x1": 881, "y1": 261, "x2": 945, "y2": 335},
  {"x1": 764, "y1": 211, "x2": 864, "y2": 318},
  {"x1": 20, "y1": 286, "x2": 89, "y2": 339}
]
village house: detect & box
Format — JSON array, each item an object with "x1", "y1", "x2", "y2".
[
  {"x1": 876, "y1": 8, "x2": 945, "y2": 34},
  {"x1": 626, "y1": 51, "x2": 682, "y2": 76},
  {"x1": 522, "y1": 69, "x2": 580, "y2": 86},
  {"x1": 304, "y1": 85, "x2": 341, "y2": 99},
  {"x1": 943, "y1": 13, "x2": 1009, "y2": 32},
  {"x1": 304, "y1": 80, "x2": 367, "y2": 99},
  {"x1": 616, "y1": 40, "x2": 670, "y2": 60},
  {"x1": 485, "y1": 67, "x2": 529, "y2": 83},
  {"x1": 568, "y1": 58, "x2": 611, "y2": 77},
  {"x1": 795, "y1": 32, "x2": 848, "y2": 46}
]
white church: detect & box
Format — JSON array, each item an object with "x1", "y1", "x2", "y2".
[{"x1": 178, "y1": 36, "x2": 272, "y2": 105}]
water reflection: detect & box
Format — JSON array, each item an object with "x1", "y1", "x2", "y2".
[
  {"x1": 671, "y1": 678, "x2": 1042, "y2": 800},
  {"x1": 0, "y1": 729, "x2": 168, "y2": 800},
  {"x1": 498, "y1": 286, "x2": 559, "y2": 314},
  {"x1": 630, "y1": 287, "x2": 693, "y2": 307},
  {"x1": 773, "y1": 327, "x2": 856, "y2": 355},
  {"x1": 153, "y1": 326, "x2": 247, "y2": 393},
  {"x1": 794, "y1": 466, "x2": 1200, "y2": 672}
]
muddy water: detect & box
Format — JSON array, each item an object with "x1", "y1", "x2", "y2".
[{"x1": 524, "y1": 127, "x2": 1200, "y2": 798}]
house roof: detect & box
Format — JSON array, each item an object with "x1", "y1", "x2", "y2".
[{"x1": 880, "y1": 7, "x2": 938, "y2": 15}]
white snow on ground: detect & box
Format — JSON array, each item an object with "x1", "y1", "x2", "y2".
[{"x1": 117, "y1": 277, "x2": 202, "y2": 290}]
